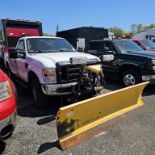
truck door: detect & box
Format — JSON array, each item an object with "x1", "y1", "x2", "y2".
[
  {"x1": 102, "y1": 41, "x2": 119, "y2": 79},
  {"x1": 16, "y1": 40, "x2": 28, "y2": 81}
]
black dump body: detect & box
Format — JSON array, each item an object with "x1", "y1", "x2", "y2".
[{"x1": 57, "y1": 27, "x2": 108, "y2": 48}]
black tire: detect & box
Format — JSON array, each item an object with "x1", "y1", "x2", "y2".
[
  {"x1": 31, "y1": 76, "x2": 48, "y2": 109},
  {"x1": 121, "y1": 69, "x2": 142, "y2": 86}
]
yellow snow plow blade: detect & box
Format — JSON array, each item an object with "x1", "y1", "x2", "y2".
[{"x1": 56, "y1": 82, "x2": 149, "y2": 150}]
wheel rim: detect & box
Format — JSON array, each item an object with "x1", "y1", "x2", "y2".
[{"x1": 123, "y1": 74, "x2": 135, "y2": 86}]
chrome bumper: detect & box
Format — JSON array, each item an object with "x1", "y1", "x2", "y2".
[
  {"x1": 41, "y1": 82, "x2": 78, "y2": 95},
  {"x1": 0, "y1": 110, "x2": 16, "y2": 141},
  {"x1": 142, "y1": 75, "x2": 155, "y2": 83}
]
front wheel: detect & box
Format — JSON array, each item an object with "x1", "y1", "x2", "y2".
[
  {"x1": 121, "y1": 69, "x2": 142, "y2": 86},
  {"x1": 31, "y1": 77, "x2": 48, "y2": 109}
]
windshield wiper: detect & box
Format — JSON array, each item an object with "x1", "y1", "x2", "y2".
[{"x1": 57, "y1": 48, "x2": 75, "y2": 52}]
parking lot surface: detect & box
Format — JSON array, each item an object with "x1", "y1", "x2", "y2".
[{"x1": 0, "y1": 80, "x2": 155, "y2": 155}]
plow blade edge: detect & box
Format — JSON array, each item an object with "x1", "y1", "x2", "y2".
[{"x1": 56, "y1": 82, "x2": 149, "y2": 150}]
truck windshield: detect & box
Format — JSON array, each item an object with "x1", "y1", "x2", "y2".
[
  {"x1": 141, "y1": 40, "x2": 155, "y2": 49},
  {"x1": 27, "y1": 38, "x2": 76, "y2": 53},
  {"x1": 113, "y1": 40, "x2": 143, "y2": 53}
]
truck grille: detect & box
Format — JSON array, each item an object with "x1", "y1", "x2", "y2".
[{"x1": 57, "y1": 64, "x2": 82, "y2": 84}]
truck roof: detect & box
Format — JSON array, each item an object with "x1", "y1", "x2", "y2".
[{"x1": 1, "y1": 18, "x2": 41, "y2": 23}]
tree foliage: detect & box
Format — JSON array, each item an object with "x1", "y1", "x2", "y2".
[
  {"x1": 130, "y1": 23, "x2": 155, "y2": 33},
  {"x1": 109, "y1": 27, "x2": 125, "y2": 38},
  {"x1": 110, "y1": 23, "x2": 155, "y2": 38}
]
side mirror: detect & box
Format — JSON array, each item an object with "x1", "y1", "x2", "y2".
[
  {"x1": 16, "y1": 48, "x2": 26, "y2": 59},
  {"x1": 9, "y1": 48, "x2": 26, "y2": 59},
  {"x1": 9, "y1": 48, "x2": 17, "y2": 59},
  {"x1": 101, "y1": 54, "x2": 114, "y2": 62}
]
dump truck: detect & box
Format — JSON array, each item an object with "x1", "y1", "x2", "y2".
[
  {"x1": 57, "y1": 27, "x2": 109, "y2": 51},
  {"x1": 0, "y1": 18, "x2": 43, "y2": 67}
]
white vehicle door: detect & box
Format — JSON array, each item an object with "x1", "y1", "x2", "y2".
[
  {"x1": 16, "y1": 40, "x2": 28, "y2": 81},
  {"x1": 9, "y1": 48, "x2": 18, "y2": 75}
]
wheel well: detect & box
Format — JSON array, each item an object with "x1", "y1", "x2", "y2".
[
  {"x1": 28, "y1": 71, "x2": 39, "y2": 83},
  {"x1": 6, "y1": 63, "x2": 10, "y2": 69},
  {"x1": 119, "y1": 65, "x2": 141, "y2": 77}
]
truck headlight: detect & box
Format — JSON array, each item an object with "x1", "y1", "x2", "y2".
[
  {"x1": 42, "y1": 68, "x2": 56, "y2": 83},
  {"x1": 0, "y1": 81, "x2": 12, "y2": 102}
]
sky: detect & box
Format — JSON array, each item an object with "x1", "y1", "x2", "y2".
[{"x1": 0, "y1": 0, "x2": 155, "y2": 34}]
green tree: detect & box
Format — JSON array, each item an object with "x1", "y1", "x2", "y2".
[
  {"x1": 137, "y1": 24, "x2": 144, "y2": 32},
  {"x1": 130, "y1": 24, "x2": 144, "y2": 33},
  {"x1": 109, "y1": 27, "x2": 125, "y2": 38},
  {"x1": 131, "y1": 24, "x2": 137, "y2": 33},
  {"x1": 125, "y1": 32, "x2": 135, "y2": 38}
]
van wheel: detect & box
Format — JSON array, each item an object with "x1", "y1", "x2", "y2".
[
  {"x1": 121, "y1": 69, "x2": 142, "y2": 86},
  {"x1": 31, "y1": 77, "x2": 48, "y2": 109}
]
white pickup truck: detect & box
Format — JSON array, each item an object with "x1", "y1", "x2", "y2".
[{"x1": 7, "y1": 36, "x2": 102, "y2": 108}]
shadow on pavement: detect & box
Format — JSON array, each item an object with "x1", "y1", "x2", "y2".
[
  {"x1": 17, "y1": 97, "x2": 61, "y2": 118},
  {"x1": 104, "y1": 79, "x2": 122, "y2": 91},
  {"x1": 14, "y1": 78, "x2": 62, "y2": 118},
  {"x1": 37, "y1": 141, "x2": 61, "y2": 154},
  {"x1": 37, "y1": 115, "x2": 55, "y2": 125},
  {"x1": 143, "y1": 84, "x2": 155, "y2": 96},
  {"x1": 0, "y1": 142, "x2": 6, "y2": 154}
]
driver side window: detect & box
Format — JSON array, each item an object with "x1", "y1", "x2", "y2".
[
  {"x1": 17, "y1": 40, "x2": 25, "y2": 51},
  {"x1": 104, "y1": 42, "x2": 116, "y2": 53}
]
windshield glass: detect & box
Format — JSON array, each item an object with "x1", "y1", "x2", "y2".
[
  {"x1": 113, "y1": 40, "x2": 143, "y2": 53},
  {"x1": 27, "y1": 38, "x2": 76, "y2": 53},
  {"x1": 141, "y1": 40, "x2": 155, "y2": 49}
]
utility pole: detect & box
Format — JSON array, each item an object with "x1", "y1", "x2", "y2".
[{"x1": 56, "y1": 24, "x2": 59, "y2": 36}]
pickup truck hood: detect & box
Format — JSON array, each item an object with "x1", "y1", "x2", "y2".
[
  {"x1": 128, "y1": 50, "x2": 155, "y2": 59},
  {"x1": 29, "y1": 52, "x2": 99, "y2": 67}
]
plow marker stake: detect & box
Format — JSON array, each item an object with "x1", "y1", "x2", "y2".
[{"x1": 56, "y1": 82, "x2": 149, "y2": 150}]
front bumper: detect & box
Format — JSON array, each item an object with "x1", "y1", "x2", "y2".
[
  {"x1": 41, "y1": 82, "x2": 78, "y2": 95},
  {"x1": 0, "y1": 110, "x2": 16, "y2": 141},
  {"x1": 142, "y1": 75, "x2": 155, "y2": 83}
]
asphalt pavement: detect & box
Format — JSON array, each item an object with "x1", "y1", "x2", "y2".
[{"x1": 0, "y1": 80, "x2": 155, "y2": 155}]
